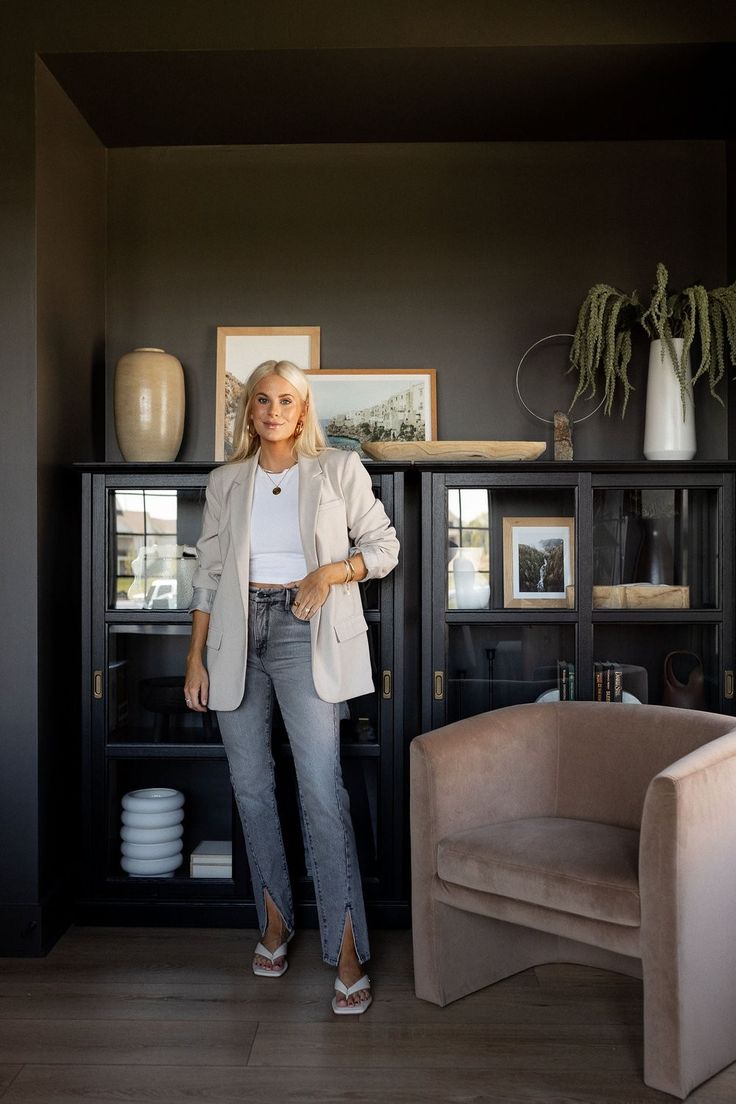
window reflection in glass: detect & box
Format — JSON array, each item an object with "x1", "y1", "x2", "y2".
[
  {"x1": 110, "y1": 489, "x2": 204, "y2": 609},
  {"x1": 447, "y1": 488, "x2": 491, "y2": 609}
]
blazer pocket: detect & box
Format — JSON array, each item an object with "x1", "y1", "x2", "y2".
[
  {"x1": 206, "y1": 627, "x2": 223, "y2": 650},
  {"x1": 318, "y1": 497, "x2": 343, "y2": 511},
  {"x1": 334, "y1": 613, "x2": 369, "y2": 642}
]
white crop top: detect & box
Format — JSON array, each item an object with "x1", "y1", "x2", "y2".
[{"x1": 249, "y1": 464, "x2": 308, "y2": 584}]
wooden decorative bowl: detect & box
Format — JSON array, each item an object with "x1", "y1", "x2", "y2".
[{"x1": 361, "y1": 440, "x2": 547, "y2": 461}]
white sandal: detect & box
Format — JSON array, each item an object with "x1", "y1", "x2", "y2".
[
  {"x1": 332, "y1": 974, "x2": 372, "y2": 1014},
  {"x1": 252, "y1": 930, "x2": 294, "y2": 977}
]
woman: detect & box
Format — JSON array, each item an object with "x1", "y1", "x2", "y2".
[{"x1": 184, "y1": 360, "x2": 399, "y2": 1014}]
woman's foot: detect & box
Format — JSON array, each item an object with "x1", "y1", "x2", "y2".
[
  {"x1": 253, "y1": 892, "x2": 292, "y2": 974},
  {"x1": 334, "y1": 956, "x2": 372, "y2": 1010},
  {"x1": 334, "y1": 915, "x2": 371, "y2": 1009},
  {"x1": 253, "y1": 922, "x2": 291, "y2": 974}
]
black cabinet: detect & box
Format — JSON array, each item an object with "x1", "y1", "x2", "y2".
[
  {"x1": 77, "y1": 458, "x2": 735, "y2": 932},
  {"x1": 422, "y1": 464, "x2": 735, "y2": 732},
  {"x1": 77, "y1": 463, "x2": 406, "y2": 927}
]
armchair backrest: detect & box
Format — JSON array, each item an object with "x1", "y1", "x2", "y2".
[{"x1": 553, "y1": 703, "x2": 736, "y2": 829}]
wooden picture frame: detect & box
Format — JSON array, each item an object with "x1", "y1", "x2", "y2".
[
  {"x1": 503, "y1": 516, "x2": 575, "y2": 609},
  {"x1": 304, "y1": 369, "x2": 437, "y2": 456},
  {"x1": 215, "y1": 326, "x2": 320, "y2": 460}
]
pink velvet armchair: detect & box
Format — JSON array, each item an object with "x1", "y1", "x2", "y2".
[{"x1": 410, "y1": 702, "x2": 736, "y2": 1098}]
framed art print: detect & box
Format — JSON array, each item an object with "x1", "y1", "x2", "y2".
[
  {"x1": 503, "y1": 516, "x2": 575, "y2": 609},
  {"x1": 215, "y1": 326, "x2": 320, "y2": 460},
  {"x1": 304, "y1": 369, "x2": 437, "y2": 457}
]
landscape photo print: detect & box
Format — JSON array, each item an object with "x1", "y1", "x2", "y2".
[
  {"x1": 304, "y1": 369, "x2": 436, "y2": 457},
  {"x1": 503, "y1": 516, "x2": 575, "y2": 609}
]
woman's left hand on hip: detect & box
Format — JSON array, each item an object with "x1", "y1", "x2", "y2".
[{"x1": 287, "y1": 568, "x2": 331, "y2": 620}]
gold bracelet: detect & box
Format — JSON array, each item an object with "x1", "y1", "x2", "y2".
[
  {"x1": 343, "y1": 560, "x2": 351, "y2": 584},
  {"x1": 347, "y1": 557, "x2": 356, "y2": 582}
]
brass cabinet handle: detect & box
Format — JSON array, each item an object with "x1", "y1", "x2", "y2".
[
  {"x1": 382, "y1": 670, "x2": 392, "y2": 699},
  {"x1": 433, "y1": 670, "x2": 444, "y2": 701},
  {"x1": 93, "y1": 670, "x2": 103, "y2": 700},
  {"x1": 725, "y1": 670, "x2": 734, "y2": 700}
]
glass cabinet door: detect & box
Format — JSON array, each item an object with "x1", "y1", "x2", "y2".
[
  {"x1": 592, "y1": 486, "x2": 719, "y2": 610},
  {"x1": 91, "y1": 468, "x2": 404, "y2": 918},
  {"x1": 446, "y1": 486, "x2": 577, "y2": 611},
  {"x1": 428, "y1": 474, "x2": 578, "y2": 730},
  {"x1": 593, "y1": 624, "x2": 719, "y2": 710},
  {"x1": 107, "y1": 624, "x2": 220, "y2": 746},
  {"x1": 445, "y1": 623, "x2": 576, "y2": 722},
  {"x1": 109, "y1": 487, "x2": 205, "y2": 610}
]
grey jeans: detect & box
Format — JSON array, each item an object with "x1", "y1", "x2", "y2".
[{"x1": 216, "y1": 585, "x2": 370, "y2": 966}]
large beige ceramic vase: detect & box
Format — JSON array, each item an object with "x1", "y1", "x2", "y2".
[{"x1": 114, "y1": 347, "x2": 185, "y2": 462}]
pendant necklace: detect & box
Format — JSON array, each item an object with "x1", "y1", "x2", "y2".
[{"x1": 260, "y1": 463, "x2": 295, "y2": 496}]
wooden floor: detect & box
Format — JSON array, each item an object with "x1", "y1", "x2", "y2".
[{"x1": 1, "y1": 926, "x2": 734, "y2": 1103}]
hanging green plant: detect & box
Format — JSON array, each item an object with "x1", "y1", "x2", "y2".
[
  {"x1": 568, "y1": 263, "x2": 736, "y2": 417},
  {"x1": 569, "y1": 283, "x2": 640, "y2": 416}
]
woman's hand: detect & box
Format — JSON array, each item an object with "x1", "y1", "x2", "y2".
[
  {"x1": 287, "y1": 566, "x2": 333, "y2": 620},
  {"x1": 184, "y1": 656, "x2": 210, "y2": 712}
]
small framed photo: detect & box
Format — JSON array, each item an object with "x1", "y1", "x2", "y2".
[
  {"x1": 304, "y1": 369, "x2": 437, "y2": 456},
  {"x1": 503, "y1": 517, "x2": 575, "y2": 609},
  {"x1": 215, "y1": 326, "x2": 320, "y2": 460}
]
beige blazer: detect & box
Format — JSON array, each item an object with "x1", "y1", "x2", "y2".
[{"x1": 191, "y1": 447, "x2": 400, "y2": 710}]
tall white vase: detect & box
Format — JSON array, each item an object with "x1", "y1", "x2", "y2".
[
  {"x1": 114, "y1": 347, "x2": 185, "y2": 462},
  {"x1": 643, "y1": 338, "x2": 696, "y2": 461}
]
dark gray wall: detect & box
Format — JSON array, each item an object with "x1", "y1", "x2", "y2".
[
  {"x1": 106, "y1": 140, "x2": 728, "y2": 462},
  {"x1": 728, "y1": 142, "x2": 736, "y2": 456},
  {"x1": 0, "y1": 15, "x2": 40, "y2": 948},
  {"x1": 35, "y1": 61, "x2": 106, "y2": 943}
]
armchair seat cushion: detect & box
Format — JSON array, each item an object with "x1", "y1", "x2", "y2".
[{"x1": 437, "y1": 816, "x2": 641, "y2": 927}]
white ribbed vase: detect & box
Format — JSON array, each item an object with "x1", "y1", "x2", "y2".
[
  {"x1": 114, "y1": 347, "x2": 185, "y2": 462},
  {"x1": 643, "y1": 338, "x2": 696, "y2": 461}
]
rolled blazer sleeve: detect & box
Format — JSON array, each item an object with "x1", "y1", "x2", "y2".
[
  {"x1": 340, "y1": 450, "x2": 399, "y2": 580},
  {"x1": 187, "y1": 471, "x2": 223, "y2": 612}
]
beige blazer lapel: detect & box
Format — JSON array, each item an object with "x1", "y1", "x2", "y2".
[
  {"x1": 297, "y1": 453, "x2": 325, "y2": 572},
  {"x1": 229, "y1": 450, "x2": 260, "y2": 621}
]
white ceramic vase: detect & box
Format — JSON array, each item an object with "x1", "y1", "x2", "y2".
[
  {"x1": 114, "y1": 347, "x2": 185, "y2": 462},
  {"x1": 643, "y1": 338, "x2": 696, "y2": 461}
]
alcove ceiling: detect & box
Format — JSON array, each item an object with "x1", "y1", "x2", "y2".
[{"x1": 41, "y1": 43, "x2": 735, "y2": 147}]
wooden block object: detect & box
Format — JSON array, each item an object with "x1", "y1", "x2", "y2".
[
  {"x1": 566, "y1": 584, "x2": 690, "y2": 609},
  {"x1": 619, "y1": 584, "x2": 690, "y2": 609},
  {"x1": 553, "y1": 411, "x2": 573, "y2": 461}
]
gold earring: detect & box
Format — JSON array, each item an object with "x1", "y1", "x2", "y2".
[
  {"x1": 248, "y1": 420, "x2": 258, "y2": 438},
  {"x1": 295, "y1": 421, "x2": 304, "y2": 437}
]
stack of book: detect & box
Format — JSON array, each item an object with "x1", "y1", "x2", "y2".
[
  {"x1": 557, "y1": 660, "x2": 576, "y2": 701},
  {"x1": 190, "y1": 840, "x2": 232, "y2": 879},
  {"x1": 594, "y1": 662, "x2": 623, "y2": 702}
]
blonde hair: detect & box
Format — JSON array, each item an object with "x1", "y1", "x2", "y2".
[{"x1": 229, "y1": 360, "x2": 326, "y2": 463}]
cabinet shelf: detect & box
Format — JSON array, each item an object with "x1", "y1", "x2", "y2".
[
  {"x1": 591, "y1": 609, "x2": 721, "y2": 623},
  {"x1": 106, "y1": 743, "x2": 227, "y2": 758},
  {"x1": 446, "y1": 609, "x2": 579, "y2": 624},
  {"x1": 106, "y1": 612, "x2": 195, "y2": 625},
  {"x1": 277, "y1": 741, "x2": 381, "y2": 758}
]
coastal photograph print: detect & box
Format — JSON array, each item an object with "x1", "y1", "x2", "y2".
[
  {"x1": 215, "y1": 326, "x2": 320, "y2": 460},
  {"x1": 304, "y1": 369, "x2": 437, "y2": 456},
  {"x1": 503, "y1": 516, "x2": 575, "y2": 609}
]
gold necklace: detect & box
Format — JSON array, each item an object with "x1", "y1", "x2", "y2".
[{"x1": 259, "y1": 463, "x2": 295, "y2": 496}]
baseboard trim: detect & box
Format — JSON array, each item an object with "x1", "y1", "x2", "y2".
[{"x1": 73, "y1": 898, "x2": 411, "y2": 929}]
